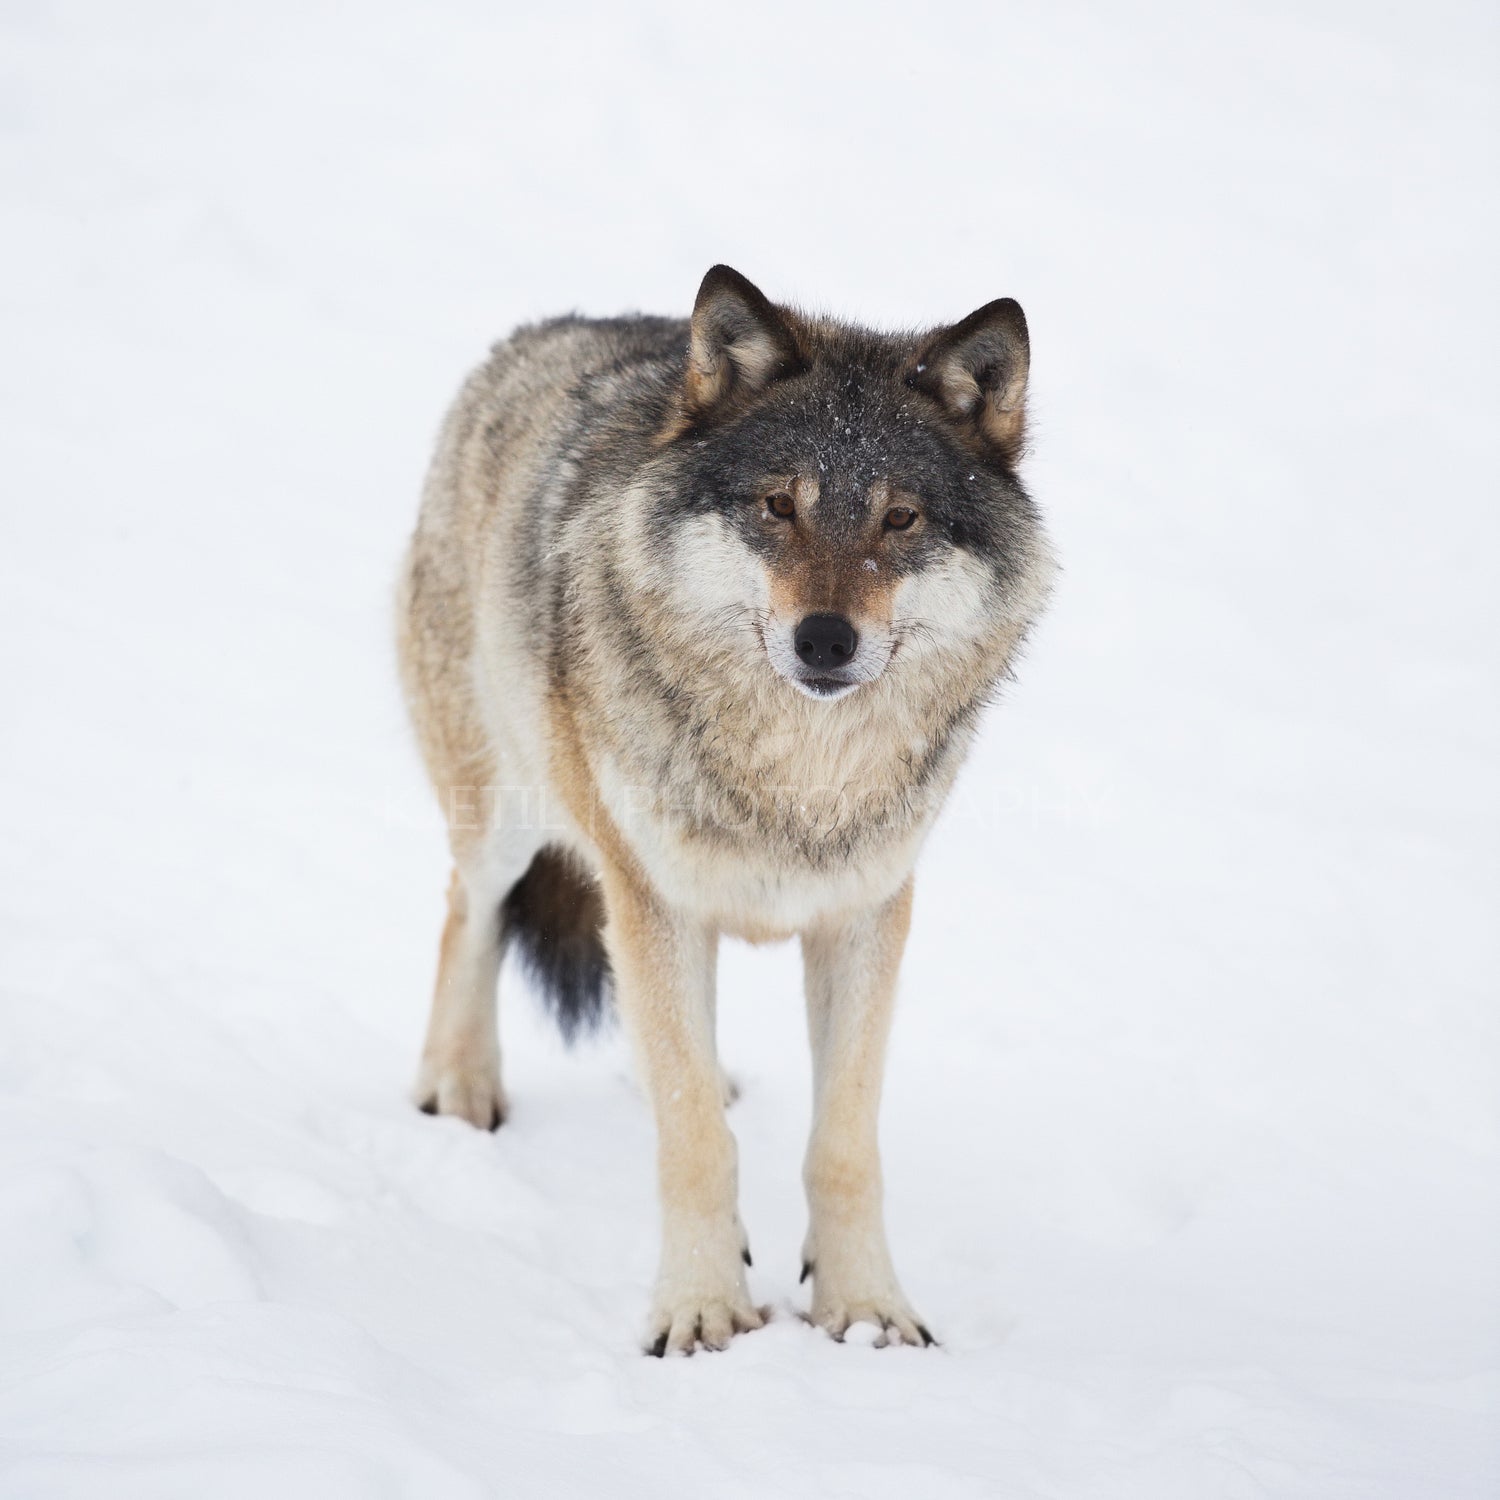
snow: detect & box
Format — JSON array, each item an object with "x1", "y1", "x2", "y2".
[{"x1": 1, "y1": 1, "x2": 1497, "y2": 1496}]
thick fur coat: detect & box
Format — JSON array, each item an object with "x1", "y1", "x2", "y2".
[{"x1": 397, "y1": 267, "x2": 1053, "y2": 1352}]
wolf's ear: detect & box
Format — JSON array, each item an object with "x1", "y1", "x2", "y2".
[
  {"x1": 683, "y1": 265, "x2": 805, "y2": 421},
  {"x1": 911, "y1": 299, "x2": 1030, "y2": 463}
]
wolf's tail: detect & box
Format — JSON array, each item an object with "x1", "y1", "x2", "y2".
[{"x1": 500, "y1": 845, "x2": 612, "y2": 1042}]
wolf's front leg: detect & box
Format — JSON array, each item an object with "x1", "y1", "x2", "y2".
[
  {"x1": 601, "y1": 863, "x2": 762, "y2": 1355},
  {"x1": 800, "y1": 878, "x2": 933, "y2": 1347}
]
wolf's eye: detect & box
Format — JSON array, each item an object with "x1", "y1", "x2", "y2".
[
  {"x1": 766, "y1": 491, "x2": 796, "y2": 520},
  {"x1": 885, "y1": 506, "x2": 918, "y2": 531}
]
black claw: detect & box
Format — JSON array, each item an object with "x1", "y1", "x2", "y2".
[
  {"x1": 488, "y1": 1106, "x2": 504, "y2": 1131},
  {"x1": 647, "y1": 1332, "x2": 668, "y2": 1358},
  {"x1": 417, "y1": 1099, "x2": 437, "y2": 1115},
  {"x1": 917, "y1": 1324, "x2": 936, "y2": 1347},
  {"x1": 800, "y1": 1260, "x2": 813, "y2": 1284},
  {"x1": 742, "y1": 1247, "x2": 753, "y2": 1267}
]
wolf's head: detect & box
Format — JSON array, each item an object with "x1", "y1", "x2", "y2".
[{"x1": 644, "y1": 266, "x2": 1053, "y2": 704}]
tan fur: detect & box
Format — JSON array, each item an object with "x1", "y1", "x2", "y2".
[
  {"x1": 598, "y1": 858, "x2": 762, "y2": 1351},
  {"x1": 762, "y1": 479, "x2": 904, "y2": 627},
  {"x1": 411, "y1": 868, "x2": 508, "y2": 1130},
  {"x1": 801, "y1": 878, "x2": 922, "y2": 1342}
]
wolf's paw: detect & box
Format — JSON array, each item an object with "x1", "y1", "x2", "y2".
[
  {"x1": 801, "y1": 1248, "x2": 935, "y2": 1347},
  {"x1": 807, "y1": 1284, "x2": 934, "y2": 1347},
  {"x1": 412, "y1": 1056, "x2": 508, "y2": 1131},
  {"x1": 645, "y1": 1291, "x2": 767, "y2": 1356}
]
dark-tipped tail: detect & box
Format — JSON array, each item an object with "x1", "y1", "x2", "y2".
[{"x1": 500, "y1": 845, "x2": 612, "y2": 1043}]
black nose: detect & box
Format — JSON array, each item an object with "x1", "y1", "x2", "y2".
[{"x1": 794, "y1": 613, "x2": 858, "y2": 670}]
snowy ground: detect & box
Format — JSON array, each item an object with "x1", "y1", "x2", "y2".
[{"x1": 2, "y1": 3, "x2": 1497, "y2": 1496}]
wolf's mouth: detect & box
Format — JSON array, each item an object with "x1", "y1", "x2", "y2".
[{"x1": 792, "y1": 673, "x2": 860, "y2": 701}]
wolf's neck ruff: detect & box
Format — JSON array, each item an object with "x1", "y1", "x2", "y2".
[{"x1": 562, "y1": 580, "x2": 999, "y2": 875}]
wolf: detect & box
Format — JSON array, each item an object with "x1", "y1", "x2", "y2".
[{"x1": 397, "y1": 266, "x2": 1053, "y2": 1354}]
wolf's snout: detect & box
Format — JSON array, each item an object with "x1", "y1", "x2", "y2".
[{"x1": 794, "y1": 613, "x2": 858, "y2": 669}]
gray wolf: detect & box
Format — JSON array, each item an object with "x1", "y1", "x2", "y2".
[{"x1": 397, "y1": 266, "x2": 1053, "y2": 1353}]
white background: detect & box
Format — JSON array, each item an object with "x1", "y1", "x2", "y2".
[{"x1": 2, "y1": 2, "x2": 1496, "y2": 1495}]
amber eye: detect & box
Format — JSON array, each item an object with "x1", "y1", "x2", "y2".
[
  {"x1": 766, "y1": 491, "x2": 796, "y2": 520},
  {"x1": 885, "y1": 505, "x2": 918, "y2": 531}
]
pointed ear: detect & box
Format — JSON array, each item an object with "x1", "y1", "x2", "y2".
[
  {"x1": 683, "y1": 265, "x2": 805, "y2": 421},
  {"x1": 911, "y1": 298, "x2": 1030, "y2": 462}
]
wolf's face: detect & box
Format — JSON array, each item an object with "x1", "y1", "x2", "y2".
[{"x1": 650, "y1": 267, "x2": 1050, "y2": 704}]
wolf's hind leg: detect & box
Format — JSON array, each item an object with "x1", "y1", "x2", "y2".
[
  {"x1": 412, "y1": 849, "x2": 531, "y2": 1129},
  {"x1": 800, "y1": 878, "x2": 933, "y2": 1347}
]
